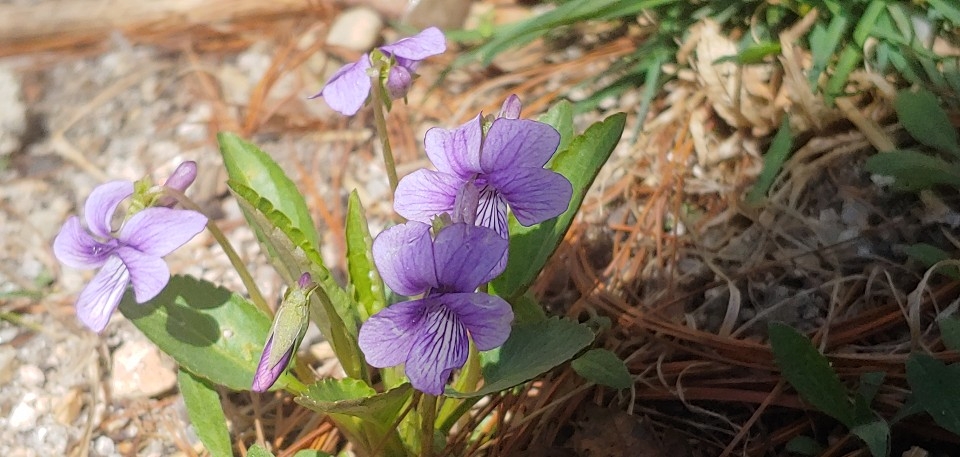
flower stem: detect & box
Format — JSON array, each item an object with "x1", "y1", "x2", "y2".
[
  {"x1": 420, "y1": 393, "x2": 438, "y2": 457},
  {"x1": 164, "y1": 188, "x2": 272, "y2": 316},
  {"x1": 370, "y1": 80, "x2": 399, "y2": 194}
]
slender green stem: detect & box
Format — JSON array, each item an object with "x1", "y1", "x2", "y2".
[
  {"x1": 164, "y1": 188, "x2": 272, "y2": 316},
  {"x1": 370, "y1": 80, "x2": 399, "y2": 193},
  {"x1": 420, "y1": 394, "x2": 438, "y2": 457}
]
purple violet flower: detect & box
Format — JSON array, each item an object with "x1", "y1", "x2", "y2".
[
  {"x1": 53, "y1": 181, "x2": 207, "y2": 332},
  {"x1": 358, "y1": 222, "x2": 514, "y2": 395},
  {"x1": 313, "y1": 27, "x2": 446, "y2": 116},
  {"x1": 394, "y1": 96, "x2": 573, "y2": 239}
]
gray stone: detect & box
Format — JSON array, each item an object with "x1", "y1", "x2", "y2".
[
  {"x1": 92, "y1": 435, "x2": 116, "y2": 457},
  {"x1": 109, "y1": 340, "x2": 177, "y2": 400}
]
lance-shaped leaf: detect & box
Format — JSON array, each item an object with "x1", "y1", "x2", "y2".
[
  {"x1": 229, "y1": 181, "x2": 365, "y2": 381},
  {"x1": 346, "y1": 191, "x2": 386, "y2": 321},
  {"x1": 179, "y1": 369, "x2": 232, "y2": 457},
  {"x1": 769, "y1": 322, "x2": 856, "y2": 427},
  {"x1": 218, "y1": 132, "x2": 321, "y2": 255}
]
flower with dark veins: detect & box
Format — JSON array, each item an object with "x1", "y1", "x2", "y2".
[
  {"x1": 313, "y1": 27, "x2": 446, "y2": 116},
  {"x1": 53, "y1": 180, "x2": 207, "y2": 332},
  {"x1": 394, "y1": 96, "x2": 573, "y2": 239},
  {"x1": 358, "y1": 222, "x2": 513, "y2": 395}
]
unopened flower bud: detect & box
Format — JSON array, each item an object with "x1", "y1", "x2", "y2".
[
  {"x1": 156, "y1": 161, "x2": 198, "y2": 208},
  {"x1": 251, "y1": 273, "x2": 315, "y2": 392},
  {"x1": 384, "y1": 65, "x2": 413, "y2": 100}
]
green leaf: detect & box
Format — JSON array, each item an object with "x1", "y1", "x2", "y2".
[
  {"x1": 928, "y1": 0, "x2": 960, "y2": 25},
  {"x1": 746, "y1": 116, "x2": 793, "y2": 205},
  {"x1": 906, "y1": 353, "x2": 960, "y2": 435},
  {"x1": 850, "y1": 419, "x2": 889, "y2": 457},
  {"x1": 491, "y1": 113, "x2": 626, "y2": 301},
  {"x1": 179, "y1": 369, "x2": 233, "y2": 457},
  {"x1": 218, "y1": 132, "x2": 321, "y2": 253},
  {"x1": 246, "y1": 444, "x2": 274, "y2": 457},
  {"x1": 296, "y1": 379, "x2": 412, "y2": 424},
  {"x1": 857, "y1": 372, "x2": 885, "y2": 408},
  {"x1": 785, "y1": 436, "x2": 822, "y2": 456},
  {"x1": 864, "y1": 149, "x2": 960, "y2": 191},
  {"x1": 905, "y1": 243, "x2": 960, "y2": 279},
  {"x1": 120, "y1": 276, "x2": 284, "y2": 391},
  {"x1": 809, "y1": 14, "x2": 850, "y2": 87},
  {"x1": 295, "y1": 381, "x2": 411, "y2": 457},
  {"x1": 736, "y1": 41, "x2": 782, "y2": 64},
  {"x1": 768, "y1": 322, "x2": 855, "y2": 427},
  {"x1": 571, "y1": 348, "x2": 632, "y2": 389},
  {"x1": 293, "y1": 451, "x2": 333, "y2": 457},
  {"x1": 895, "y1": 89, "x2": 960, "y2": 157},
  {"x1": 939, "y1": 317, "x2": 960, "y2": 351},
  {"x1": 460, "y1": 0, "x2": 676, "y2": 66},
  {"x1": 538, "y1": 100, "x2": 575, "y2": 153},
  {"x1": 229, "y1": 181, "x2": 365, "y2": 381},
  {"x1": 447, "y1": 317, "x2": 594, "y2": 398},
  {"x1": 511, "y1": 293, "x2": 547, "y2": 325},
  {"x1": 346, "y1": 191, "x2": 386, "y2": 321},
  {"x1": 853, "y1": 372, "x2": 884, "y2": 423}
]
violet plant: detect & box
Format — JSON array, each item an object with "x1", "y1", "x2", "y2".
[{"x1": 53, "y1": 26, "x2": 629, "y2": 457}]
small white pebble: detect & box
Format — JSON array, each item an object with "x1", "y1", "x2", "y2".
[{"x1": 17, "y1": 365, "x2": 45, "y2": 387}]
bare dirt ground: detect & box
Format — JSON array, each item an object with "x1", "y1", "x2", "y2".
[{"x1": 2, "y1": 1, "x2": 957, "y2": 456}]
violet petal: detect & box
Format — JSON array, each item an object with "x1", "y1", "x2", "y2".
[
  {"x1": 423, "y1": 115, "x2": 483, "y2": 178},
  {"x1": 433, "y1": 223, "x2": 507, "y2": 292},
  {"x1": 116, "y1": 246, "x2": 170, "y2": 303},
  {"x1": 84, "y1": 181, "x2": 134, "y2": 239},
  {"x1": 452, "y1": 180, "x2": 479, "y2": 225},
  {"x1": 404, "y1": 304, "x2": 468, "y2": 395},
  {"x1": 394, "y1": 169, "x2": 463, "y2": 224},
  {"x1": 488, "y1": 167, "x2": 572, "y2": 226},
  {"x1": 118, "y1": 207, "x2": 207, "y2": 257},
  {"x1": 372, "y1": 222, "x2": 437, "y2": 296},
  {"x1": 252, "y1": 335, "x2": 292, "y2": 392},
  {"x1": 476, "y1": 186, "x2": 508, "y2": 239},
  {"x1": 358, "y1": 298, "x2": 429, "y2": 368},
  {"x1": 498, "y1": 94, "x2": 522, "y2": 119},
  {"x1": 379, "y1": 27, "x2": 446, "y2": 60},
  {"x1": 443, "y1": 292, "x2": 513, "y2": 351},
  {"x1": 480, "y1": 118, "x2": 561, "y2": 172},
  {"x1": 53, "y1": 217, "x2": 114, "y2": 269},
  {"x1": 314, "y1": 56, "x2": 373, "y2": 116},
  {"x1": 74, "y1": 256, "x2": 130, "y2": 332}
]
